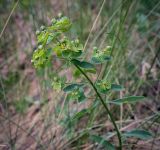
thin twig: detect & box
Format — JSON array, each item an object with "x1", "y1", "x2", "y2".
[
  {"x1": 146, "y1": 47, "x2": 160, "y2": 78},
  {"x1": 83, "y1": 0, "x2": 106, "y2": 52},
  {"x1": 0, "y1": 0, "x2": 19, "y2": 39},
  {"x1": 0, "y1": 113, "x2": 45, "y2": 150}
]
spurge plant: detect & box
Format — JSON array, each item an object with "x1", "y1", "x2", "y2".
[{"x1": 32, "y1": 15, "x2": 152, "y2": 150}]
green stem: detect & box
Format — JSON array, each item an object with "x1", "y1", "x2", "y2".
[{"x1": 72, "y1": 61, "x2": 122, "y2": 150}]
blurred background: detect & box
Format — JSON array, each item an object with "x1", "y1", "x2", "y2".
[{"x1": 0, "y1": 0, "x2": 160, "y2": 149}]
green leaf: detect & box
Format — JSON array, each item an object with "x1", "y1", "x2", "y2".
[
  {"x1": 90, "y1": 134, "x2": 115, "y2": 150},
  {"x1": 46, "y1": 32, "x2": 61, "y2": 45},
  {"x1": 70, "y1": 132, "x2": 90, "y2": 144},
  {"x1": 66, "y1": 88, "x2": 86, "y2": 102},
  {"x1": 91, "y1": 46, "x2": 112, "y2": 64},
  {"x1": 71, "y1": 50, "x2": 83, "y2": 58},
  {"x1": 71, "y1": 109, "x2": 89, "y2": 121},
  {"x1": 111, "y1": 84, "x2": 124, "y2": 91},
  {"x1": 91, "y1": 56, "x2": 111, "y2": 64},
  {"x1": 52, "y1": 76, "x2": 65, "y2": 92},
  {"x1": 61, "y1": 50, "x2": 72, "y2": 58},
  {"x1": 62, "y1": 50, "x2": 82, "y2": 58},
  {"x1": 73, "y1": 69, "x2": 81, "y2": 78},
  {"x1": 48, "y1": 16, "x2": 72, "y2": 32},
  {"x1": 91, "y1": 56, "x2": 103, "y2": 64},
  {"x1": 72, "y1": 59, "x2": 95, "y2": 70},
  {"x1": 84, "y1": 68, "x2": 97, "y2": 74},
  {"x1": 63, "y1": 83, "x2": 83, "y2": 92},
  {"x1": 37, "y1": 31, "x2": 48, "y2": 44},
  {"x1": 54, "y1": 38, "x2": 83, "y2": 58},
  {"x1": 111, "y1": 96, "x2": 145, "y2": 105},
  {"x1": 123, "y1": 129, "x2": 152, "y2": 140},
  {"x1": 78, "y1": 89, "x2": 86, "y2": 102},
  {"x1": 52, "y1": 81, "x2": 62, "y2": 91},
  {"x1": 31, "y1": 48, "x2": 52, "y2": 69}
]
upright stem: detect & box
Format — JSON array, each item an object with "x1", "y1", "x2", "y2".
[{"x1": 72, "y1": 61, "x2": 122, "y2": 150}]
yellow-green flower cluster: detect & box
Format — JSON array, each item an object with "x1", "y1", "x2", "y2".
[
  {"x1": 96, "y1": 79, "x2": 111, "y2": 93},
  {"x1": 91, "y1": 46, "x2": 112, "y2": 64}
]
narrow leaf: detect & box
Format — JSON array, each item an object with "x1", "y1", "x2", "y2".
[
  {"x1": 63, "y1": 83, "x2": 83, "y2": 92},
  {"x1": 78, "y1": 90, "x2": 86, "y2": 102},
  {"x1": 62, "y1": 50, "x2": 72, "y2": 58},
  {"x1": 111, "y1": 96, "x2": 145, "y2": 105},
  {"x1": 123, "y1": 129, "x2": 152, "y2": 140},
  {"x1": 111, "y1": 84, "x2": 124, "y2": 91},
  {"x1": 72, "y1": 59, "x2": 95, "y2": 70},
  {"x1": 90, "y1": 134, "x2": 115, "y2": 150},
  {"x1": 72, "y1": 109, "x2": 89, "y2": 121}
]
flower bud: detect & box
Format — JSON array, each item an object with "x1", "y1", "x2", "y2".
[
  {"x1": 51, "y1": 18, "x2": 57, "y2": 24},
  {"x1": 106, "y1": 46, "x2": 111, "y2": 49},
  {"x1": 40, "y1": 25, "x2": 45, "y2": 31},
  {"x1": 38, "y1": 45, "x2": 43, "y2": 49},
  {"x1": 75, "y1": 39, "x2": 79, "y2": 44},
  {"x1": 93, "y1": 47, "x2": 98, "y2": 52},
  {"x1": 53, "y1": 77, "x2": 57, "y2": 81},
  {"x1": 58, "y1": 12, "x2": 63, "y2": 18},
  {"x1": 36, "y1": 30, "x2": 40, "y2": 35}
]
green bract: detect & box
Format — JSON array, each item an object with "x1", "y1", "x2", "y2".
[
  {"x1": 53, "y1": 38, "x2": 83, "y2": 58},
  {"x1": 66, "y1": 88, "x2": 86, "y2": 102},
  {"x1": 63, "y1": 83, "x2": 84, "y2": 92},
  {"x1": 48, "y1": 16, "x2": 72, "y2": 32},
  {"x1": 91, "y1": 46, "x2": 112, "y2": 64},
  {"x1": 31, "y1": 48, "x2": 52, "y2": 68},
  {"x1": 63, "y1": 84, "x2": 85, "y2": 102},
  {"x1": 72, "y1": 59, "x2": 96, "y2": 74},
  {"x1": 52, "y1": 77, "x2": 65, "y2": 92},
  {"x1": 96, "y1": 79, "x2": 111, "y2": 94}
]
